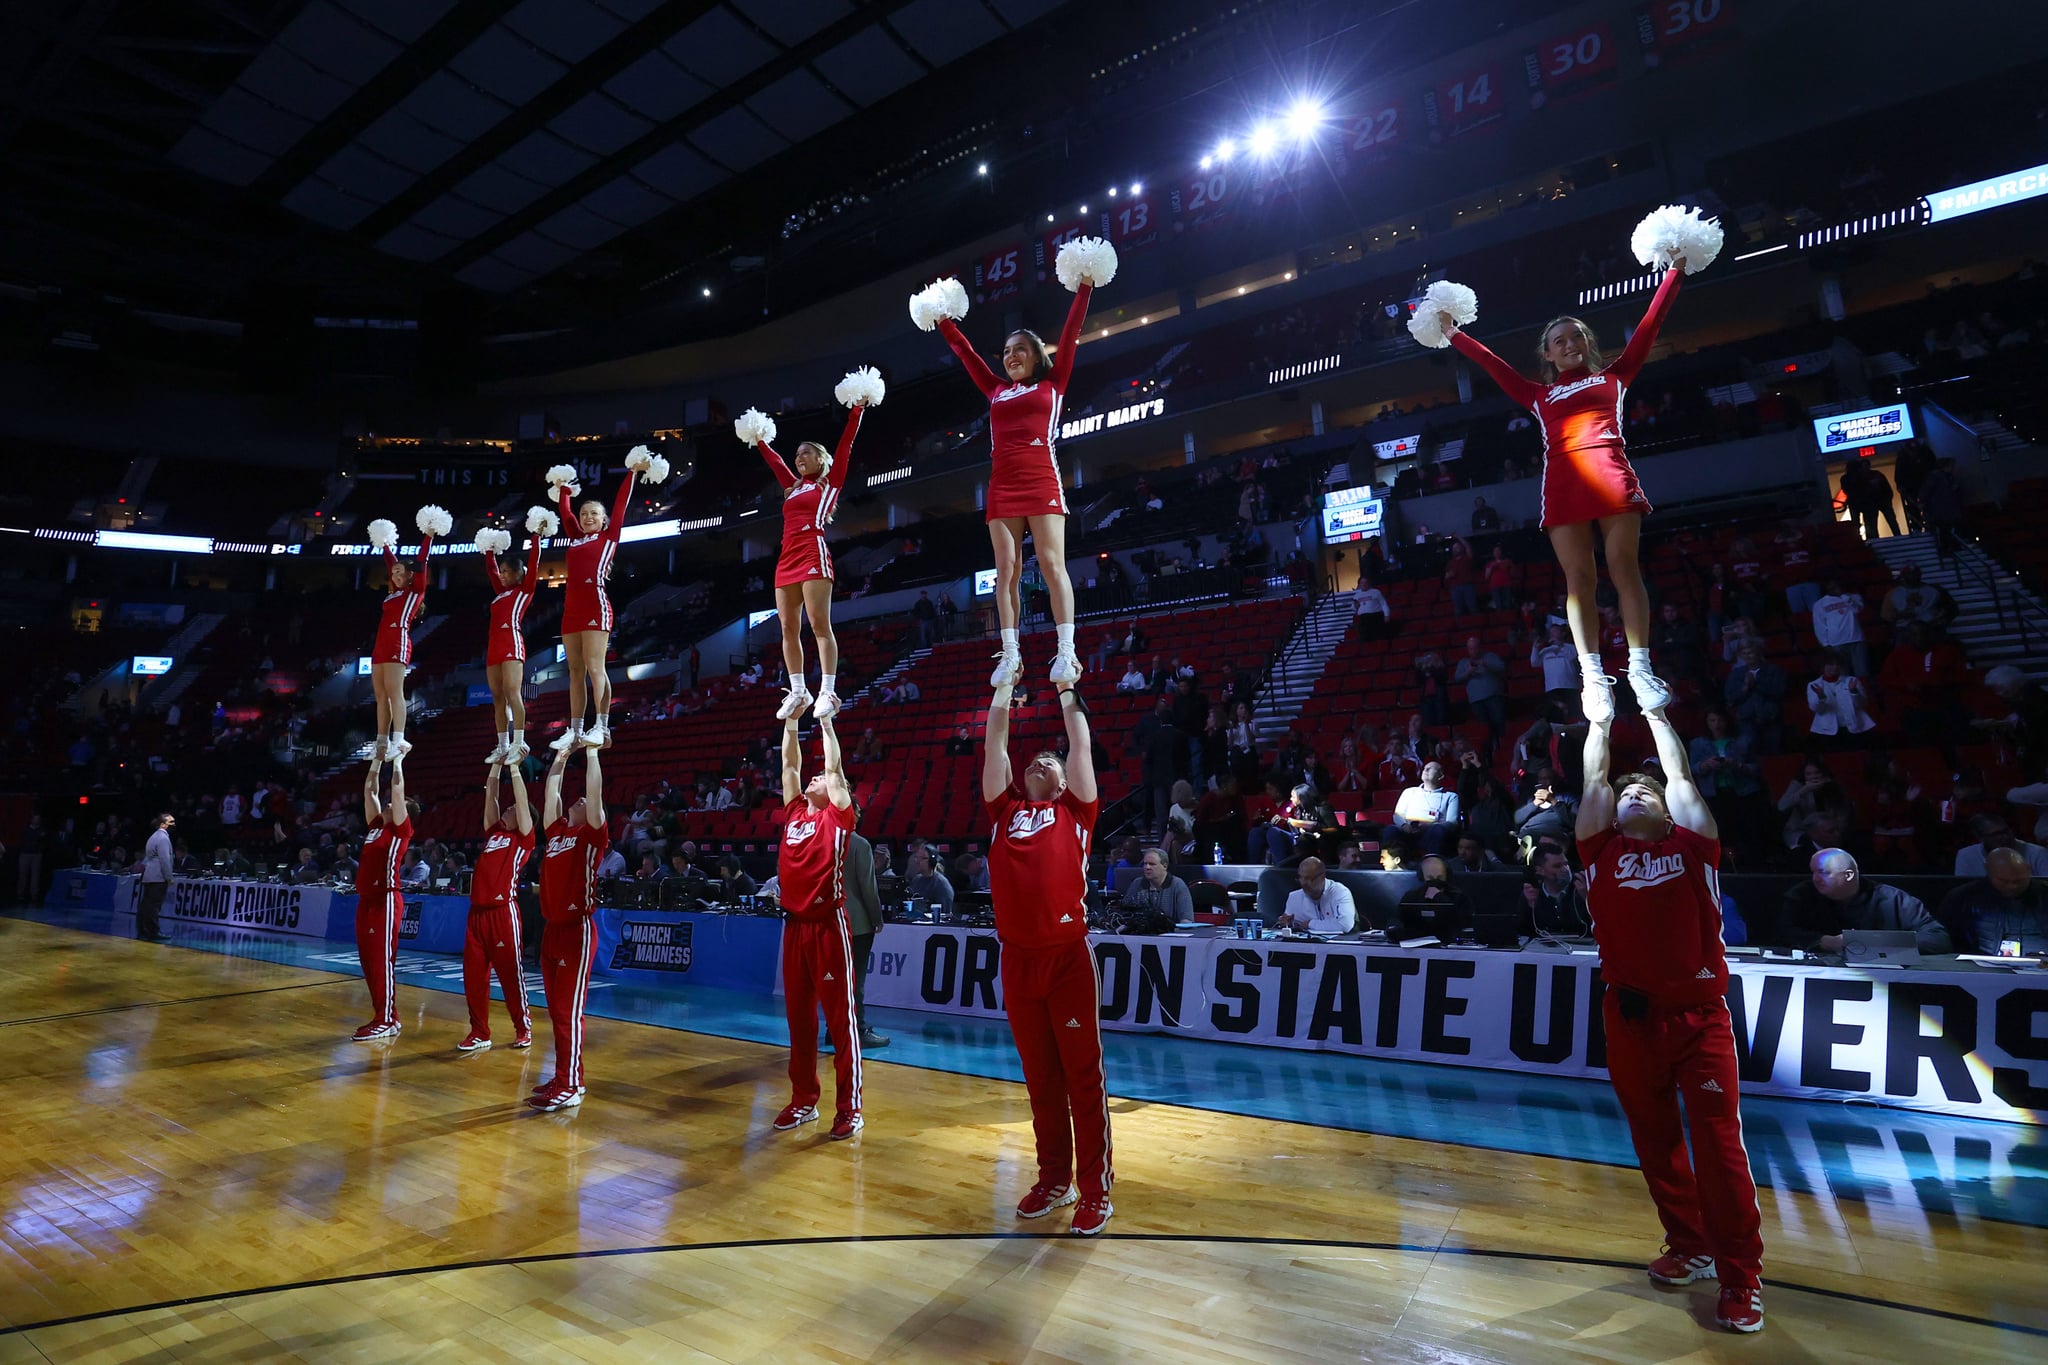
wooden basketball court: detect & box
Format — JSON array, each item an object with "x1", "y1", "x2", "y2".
[{"x1": 3, "y1": 918, "x2": 2042, "y2": 1362}]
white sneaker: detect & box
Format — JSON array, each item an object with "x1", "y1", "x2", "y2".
[
  {"x1": 1626, "y1": 666, "x2": 1672, "y2": 713},
  {"x1": 372, "y1": 738, "x2": 389, "y2": 762},
  {"x1": 391, "y1": 736, "x2": 413, "y2": 759},
  {"x1": 580, "y1": 722, "x2": 609, "y2": 749},
  {"x1": 1049, "y1": 647, "x2": 1082, "y2": 685},
  {"x1": 549, "y1": 728, "x2": 581, "y2": 753},
  {"x1": 776, "y1": 686, "x2": 814, "y2": 721},
  {"x1": 507, "y1": 739, "x2": 530, "y2": 764},
  {"x1": 990, "y1": 647, "x2": 1023, "y2": 689},
  {"x1": 1580, "y1": 673, "x2": 1618, "y2": 724},
  {"x1": 811, "y1": 689, "x2": 840, "y2": 721},
  {"x1": 485, "y1": 739, "x2": 508, "y2": 765}
]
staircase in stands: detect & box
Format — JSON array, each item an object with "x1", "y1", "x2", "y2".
[
  {"x1": 141, "y1": 613, "x2": 229, "y2": 710},
  {"x1": 1871, "y1": 532, "x2": 2048, "y2": 680},
  {"x1": 1253, "y1": 593, "x2": 1358, "y2": 747}
]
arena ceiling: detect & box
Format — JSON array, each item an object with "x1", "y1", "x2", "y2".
[{"x1": 0, "y1": 0, "x2": 1085, "y2": 320}]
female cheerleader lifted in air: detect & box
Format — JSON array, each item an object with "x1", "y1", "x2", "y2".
[
  {"x1": 736, "y1": 365, "x2": 882, "y2": 723},
  {"x1": 1411, "y1": 206, "x2": 1723, "y2": 721},
  {"x1": 474, "y1": 518, "x2": 544, "y2": 764},
  {"x1": 544, "y1": 447, "x2": 669, "y2": 751},
  {"x1": 910, "y1": 236, "x2": 1118, "y2": 687},
  {"x1": 364, "y1": 504, "x2": 449, "y2": 758}
]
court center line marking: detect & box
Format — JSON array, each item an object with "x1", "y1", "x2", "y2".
[
  {"x1": 0, "y1": 1232, "x2": 2039, "y2": 1341},
  {"x1": 0, "y1": 978, "x2": 352, "y2": 1028}
]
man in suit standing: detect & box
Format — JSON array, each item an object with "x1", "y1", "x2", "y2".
[
  {"x1": 844, "y1": 810, "x2": 889, "y2": 1051},
  {"x1": 136, "y1": 813, "x2": 174, "y2": 941}
]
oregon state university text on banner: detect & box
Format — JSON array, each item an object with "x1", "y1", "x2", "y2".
[{"x1": 857, "y1": 927, "x2": 2048, "y2": 1124}]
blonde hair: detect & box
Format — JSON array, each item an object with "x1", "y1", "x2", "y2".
[
  {"x1": 578, "y1": 499, "x2": 609, "y2": 528},
  {"x1": 1535, "y1": 315, "x2": 1605, "y2": 381},
  {"x1": 789, "y1": 441, "x2": 837, "y2": 522}
]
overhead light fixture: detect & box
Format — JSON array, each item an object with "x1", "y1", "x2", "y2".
[
  {"x1": 1199, "y1": 155, "x2": 1213, "y2": 170},
  {"x1": 1130, "y1": 181, "x2": 1143, "y2": 195},
  {"x1": 701, "y1": 287, "x2": 712, "y2": 298},
  {"x1": 1079, "y1": 203, "x2": 1088, "y2": 214},
  {"x1": 1046, "y1": 213, "x2": 1055, "y2": 223},
  {"x1": 1247, "y1": 122, "x2": 1278, "y2": 158},
  {"x1": 1285, "y1": 98, "x2": 1324, "y2": 141},
  {"x1": 1214, "y1": 137, "x2": 1237, "y2": 162},
  {"x1": 976, "y1": 163, "x2": 988, "y2": 176},
  {"x1": 1108, "y1": 187, "x2": 1118, "y2": 198}
]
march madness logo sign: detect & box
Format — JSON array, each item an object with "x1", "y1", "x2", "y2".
[
  {"x1": 398, "y1": 896, "x2": 422, "y2": 940},
  {"x1": 610, "y1": 918, "x2": 693, "y2": 973}
]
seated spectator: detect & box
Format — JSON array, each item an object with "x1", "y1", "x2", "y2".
[
  {"x1": 1805, "y1": 652, "x2": 1876, "y2": 744},
  {"x1": 1121, "y1": 848, "x2": 1193, "y2": 922},
  {"x1": 1376, "y1": 735, "x2": 1422, "y2": 792},
  {"x1": 1330, "y1": 733, "x2": 1373, "y2": 793},
  {"x1": 595, "y1": 846, "x2": 627, "y2": 882},
  {"x1": 634, "y1": 853, "x2": 665, "y2": 884},
  {"x1": 667, "y1": 851, "x2": 699, "y2": 882},
  {"x1": 1724, "y1": 537, "x2": 1771, "y2": 623},
  {"x1": 1881, "y1": 564, "x2": 1956, "y2": 634},
  {"x1": 1809, "y1": 579, "x2": 1870, "y2": 680},
  {"x1": 1167, "y1": 780, "x2": 1199, "y2": 850},
  {"x1": 1776, "y1": 757, "x2": 1853, "y2": 853},
  {"x1": 1975, "y1": 665, "x2": 2048, "y2": 771},
  {"x1": 1522, "y1": 843, "x2": 1590, "y2": 938},
  {"x1": 1193, "y1": 777, "x2": 1248, "y2": 861},
  {"x1": 1650, "y1": 602, "x2": 1706, "y2": 693},
  {"x1": 1689, "y1": 706, "x2": 1765, "y2": 858},
  {"x1": 905, "y1": 847, "x2": 950, "y2": 912},
  {"x1": 1954, "y1": 814, "x2": 2048, "y2": 877},
  {"x1": 1876, "y1": 622, "x2": 1968, "y2": 755},
  {"x1": 1938, "y1": 847, "x2": 2048, "y2": 956},
  {"x1": 1102, "y1": 836, "x2": 1143, "y2": 893},
  {"x1": 1451, "y1": 833, "x2": 1504, "y2": 874},
  {"x1": 1393, "y1": 762, "x2": 1460, "y2": 855},
  {"x1": 716, "y1": 855, "x2": 757, "y2": 901},
  {"x1": 1724, "y1": 640, "x2": 1787, "y2": 754},
  {"x1": 1277, "y1": 856, "x2": 1358, "y2": 933},
  {"x1": 1514, "y1": 774, "x2": 1578, "y2": 843},
  {"x1": 1248, "y1": 782, "x2": 1328, "y2": 864},
  {"x1": 1412, "y1": 651, "x2": 1451, "y2": 727},
  {"x1": 1865, "y1": 754, "x2": 1936, "y2": 868},
  {"x1": 1117, "y1": 661, "x2": 1148, "y2": 693},
  {"x1": 1470, "y1": 496, "x2": 1500, "y2": 533},
  {"x1": 1386, "y1": 856, "x2": 1470, "y2": 942},
  {"x1": 1780, "y1": 848, "x2": 1950, "y2": 955},
  {"x1": 953, "y1": 851, "x2": 990, "y2": 893},
  {"x1": 853, "y1": 728, "x2": 887, "y2": 762},
  {"x1": 289, "y1": 847, "x2": 323, "y2": 884}
]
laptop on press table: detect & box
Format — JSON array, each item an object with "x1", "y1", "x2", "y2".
[{"x1": 1842, "y1": 930, "x2": 1919, "y2": 967}]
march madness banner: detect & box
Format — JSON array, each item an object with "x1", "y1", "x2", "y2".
[{"x1": 860, "y1": 927, "x2": 2048, "y2": 1125}]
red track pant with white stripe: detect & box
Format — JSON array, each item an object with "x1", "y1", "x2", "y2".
[
  {"x1": 540, "y1": 917, "x2": 597, "y2": 1090},
  {"x1": 783, "y1": 915, "x2": 861, "y2": 1116},
  {"x1": 354, "y1": 890, "x2": 401, "y2": 1027},
  {"x1": 1603, "y1": 993, "x2": 1763, "y2": 1290},
  {"x1": 463, "y1": 903, "x2": 530, "y2": 1042},
  {"x1": 1001, "y1": 938, "x2": 1112, "y2": 1201}
]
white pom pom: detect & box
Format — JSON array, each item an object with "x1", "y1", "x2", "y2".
[
  {"x1": 1406, "y1": 279, "x2": 1480, "y2": 349},
  {"x1": 1055, "y1": 235, "x2": 1118, "y2": 291},
  {"x1": 642, "y1": 454, "x2": 671, "y2": 485},
  {"x1": 366, "y1": 518, "x2": 397, "y2": 550},
  {"x1": 526, "y1": 506, "x2": 560, "y2": 537},
  {"x1": 623, "y1": 444, "x2": 652, "y2": 472},
  {"x1": 416, "y1": 504, "x2": 452, "y2": 538},
  {"x1": 835, "y1": 365, "x2": 886, "y2": 409},
  {"x1": 734, "y1": 407, "x2": 778, "y2": 446},
  {"x1": 474, "y1": 528, "x2": 511, "y2": 555},
  {"x1": 908, "y1": 277, "x2": 969, "y2": 331},
  {"x1": 1630, "y1": 204, "x2": 1724, "y2": 275},
  {"x1": 545, "y1": 463, "x2": 578, "y2": 487}
]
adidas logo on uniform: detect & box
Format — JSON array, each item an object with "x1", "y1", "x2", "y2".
[
  {"x1": 1696, "y1": 967, "x2": 1716, "y2": 979},
  {"x1": 1059, "y1": 913, "x2": 1073, "y2": 923},
  {"x1": 1065, "y1": 1018, "x2": 1080, "y2": 1028},
  {"x1": 1700, "y1": 1079, "x2": 1724, "y2": 1093},
  {"x1": 824, "y1": 972, "x2": 836, "y2": 981}
]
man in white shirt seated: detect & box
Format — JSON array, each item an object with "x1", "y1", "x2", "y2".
[
  {"x1": 1116, "y1": 662, "x2": 1148, "y2": 692},
  {"x1": 1393, "y1": 761, "x2": 1461, "y2": 855},
  {"x1": 1276, "y1": 856, "x2": 1357, "y2": 934}
]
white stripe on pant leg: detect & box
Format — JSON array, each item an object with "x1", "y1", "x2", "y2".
[
  {"x1": 386, "y1": 892, "x2": 399, "y2": 1025},
  {"x1": 571, "y1": 917, "x2": 591, "y2": 1088},
  {"x1": 1084, "y1": 943, "x2": 1112, "y2": 1192},
  {"x1": 835, "y1": 908, "x2": 862, "y2": 1112},
  {"x1": 505, "y1": 904, "x2": 529, "y2": 1027}
]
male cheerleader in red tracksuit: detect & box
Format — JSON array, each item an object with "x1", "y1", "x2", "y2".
[
  {"x1": 1577, "y1": 701, "x2": 1765, "y2": 1333},
  {"x1": 457, "y1": 757, "x2": 534, "y2": 1053},
  {"x1": 530, "y1": 744, "x2": 608, "y2": 1111},
  {"x1": 771, "y1": 710, "x2": 864, "y2": 1140},
  {"x1": 351, "y1": 754, "x2": 417, "y2": 1041},
  {"x1": 982, "y1": 675, "x2": 1112, "y2": 1235}
]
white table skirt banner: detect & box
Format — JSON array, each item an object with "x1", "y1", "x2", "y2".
[{"x1": 857, "y1": 926, "x2": 2048, "y2": 1125}]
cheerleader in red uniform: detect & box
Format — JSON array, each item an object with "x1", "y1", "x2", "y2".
[
  {"x1": 912, "y1": 237, "x2": 1117, "y2": 688},
  {"x1": 476, "y1": 523, "x2": 543, "y2": 764},
  {"x1": 544, "y1": 448, "x2": 668, "y2": 751},
  {"x1": 738, "y1": 367, "x2": 880, "y2": 723},
  {"x1": 1414, "y1": 206, "x2": 1723, "y2": 723},
  {"x1": 364, "y1": 505, "x2": 447, "y2": 759}
]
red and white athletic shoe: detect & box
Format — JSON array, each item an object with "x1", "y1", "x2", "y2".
[
  {"x1": 1069, "y1": 1196, "x2": 1113, "y2": 1237},
  {"x1": 510, "y1": 1031, "x2": 533, "y2": 1049},
  {"x1": 1016, "y1": 1183, "x2": 1078, "y2": 1219},
  {"x1": 1715, "y1": 1285, "x2": 1764, "y2": 1333},
  {"x1": 455, "y1": 1033, "x2": 491, "y2": 1052},
  {"x1": 1647, "y1": 1249, "x2": 1717, "y2": 1285},
  {"x1": 773, "y1": 1103, "x2": 818, "y2": 1131},
  {"x1": 351, "y1": 1021, "x2": 399, "y2": 1042},
  {"x1": 829, "y1": 1112, "x2": 863, "y2": 1141},
  {"x1": 531, "y1": 1076, "x2": 558, "y2": 1095},
  {"x1": 528, "y1": 1084, "x2": 584, "y2": 1112}
]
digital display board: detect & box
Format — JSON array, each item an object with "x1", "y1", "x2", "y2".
[
  {"x1": 1925, "y1": 162, "x2": 2048, "y2": 223},
  {"x1": 131, "y1": 655, "x2": 174, "y2": 676},
  {"x1": 974, "y1": 568, "x2": 998, "y2": 597},
  {"x1": 1813, "y1": 405, "x2": 1915, "y2": 451},
  {"x1": 1321, "y1": 486, "x2": 1386, "y2": 545}
]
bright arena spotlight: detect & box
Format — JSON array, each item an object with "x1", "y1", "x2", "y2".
[
  {"x1": 1284, "y1": 97, "x2": 1325, "y2": 140},
  {"x1": 1246, "y1": 121, "x2": 1278, "y2": 158}
]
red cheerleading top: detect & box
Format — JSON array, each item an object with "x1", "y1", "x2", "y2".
[
  {"x1": 355, "y1": 815, "x2": 414, "y2": 895},
  {"x1": 484, "y1": 535, "x2": 541, "y2": 665},
  {"x1": 938, "y1": 283, "x2": 1092, "y2": 521},
  {"x1": 1449, "y1": 267, "x2": 1683, "y2": 529},
  {"x1": 539, "y1": 818, "x2": 609, "y2": 922},
  {"x1": 985, "y1": 786, "x2": 1098, "y2": 948},
  {"x1": 370, "y1": 539, "x2": 431, "y2": 665},
  {"x1": 1578, "y1": 820, "x2": 1728, "y2": 1007},
  {"x1": 756, "y1": 407, "x2": 864, "y2": 590},
  {"x1": 555, "y1": 476, "x2": 637, "y2": 634},
  {"x1": 469, "y1": 821, "x2": 535, "y2": 909},
  {"x1": 776, "y1": 797, "x2": 854, "y2": 922}
]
